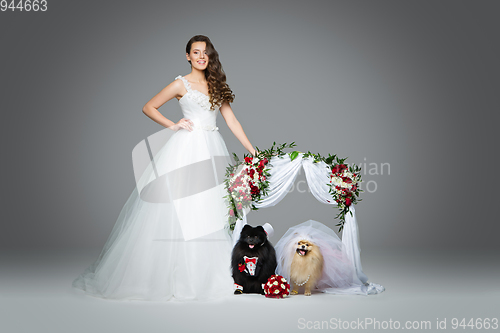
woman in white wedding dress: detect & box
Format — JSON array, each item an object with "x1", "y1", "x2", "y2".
[{"x1": 72, "y1": 35, "x2": 256, "y2": 301}]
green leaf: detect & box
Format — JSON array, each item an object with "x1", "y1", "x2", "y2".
[
  {"x1": 325, "y1": 155, "x2": 335, "y2": 165},
  {"x1": 289, "y1": 151, "x2": 300, "y2": 161}
]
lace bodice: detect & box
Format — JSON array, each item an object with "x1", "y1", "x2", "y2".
[{"x1": 175, "y1": 75, "x2": 219, "y2": 131}]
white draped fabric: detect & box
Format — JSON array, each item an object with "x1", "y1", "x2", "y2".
[{"x1": 232, "y1": 153, "x2": 384, "y2": 295}]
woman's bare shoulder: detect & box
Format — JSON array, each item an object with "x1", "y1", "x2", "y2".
[{"x1": 168, "y1": 77, "x2": 187, "y2": 100}]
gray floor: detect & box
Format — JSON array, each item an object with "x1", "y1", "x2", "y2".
[{"x1": 1, "y1": 248, "x2": 499, "y2": 333}]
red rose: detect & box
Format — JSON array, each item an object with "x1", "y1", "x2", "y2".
[
  {"x1": 342, "y1": 177, "x2": 352, "y2": 184},
  {"x1": 244, "y1": 157, "x2": 253, "y2": 164},
  {"x1": 345, "y1": 198, "x2": 352, "y2": 206},
  {"x1": 238, "y1": 263, "x2": 245, "y2": 272},
  {"x1": 251, "y1": 186, "x2": 260, "y2": 195},
  {"x1": 229, "y1": 209, "x2": 235, "y2": 216},
  {"x1": 332, "y1": 165, "x2": 341, "y2": 174},
  {"x1": 236, "y1": 203, "x2": 242, "y2": 210}
]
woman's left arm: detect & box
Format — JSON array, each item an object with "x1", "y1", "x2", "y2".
[{"x1": 219, "y1": 101, "x2": 256, "y2": 156}]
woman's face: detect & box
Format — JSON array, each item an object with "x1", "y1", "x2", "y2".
[{"x1": 187, "y1": 41, "x2": 208, "y2": 70}]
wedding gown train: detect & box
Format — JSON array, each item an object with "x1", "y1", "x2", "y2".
[{"x1": 72, "y1": 75, "x2": 235, "y2": 301}]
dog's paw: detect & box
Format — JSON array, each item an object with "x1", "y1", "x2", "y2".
[
  {"x1": 305, "y1": 291, "x2": 311, "y2": 296},
  {"x1": 291, "y1": 290, "x2": 299, "y2": 295},
  {"x1": 234, "y1": 289, "x2": 243, "y2": 295}
]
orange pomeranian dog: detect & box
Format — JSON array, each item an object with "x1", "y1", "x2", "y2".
[{"x1": 290, "y1": 240, "x2": 324, "y2": 296}]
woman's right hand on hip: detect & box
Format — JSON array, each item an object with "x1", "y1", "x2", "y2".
[{"x1": 171, "y1": 118, "x2": 193, "y2": 131}]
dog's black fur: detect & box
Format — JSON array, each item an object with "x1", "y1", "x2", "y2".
[{"x1": 231, "y1": 225, "x2": 277, "y2": 294}]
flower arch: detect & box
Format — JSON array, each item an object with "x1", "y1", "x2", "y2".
[{"x1": 226, "y1": 143, "x2": 379, "y2": 293}]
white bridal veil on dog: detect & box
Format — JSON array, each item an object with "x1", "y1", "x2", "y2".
[{"x1": 274, "y1": 220, "x2": 385, "y2": 295}]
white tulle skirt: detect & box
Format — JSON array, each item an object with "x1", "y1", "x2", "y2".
[{"x1": 72, "y1": 127, "x2": 235, "y2": 301}]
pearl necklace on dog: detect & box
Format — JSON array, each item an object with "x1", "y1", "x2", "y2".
[{"x1": 294, "y1": 275, "x2": 311, "y2": 286}]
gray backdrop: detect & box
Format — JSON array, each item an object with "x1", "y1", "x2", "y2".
[{"x1": 1, "y1": 0, "x2": 499, "y2": 252}]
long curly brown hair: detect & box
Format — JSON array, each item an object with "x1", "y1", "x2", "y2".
[{"x1": 185, "y1": 35, "x2": 235, "y2": 111}]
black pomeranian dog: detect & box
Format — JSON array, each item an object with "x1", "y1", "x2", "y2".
[{"x1": 231, "y1": 225, "x2": 277, "y2": 294}]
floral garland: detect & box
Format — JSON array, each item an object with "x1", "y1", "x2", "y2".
[
  {"x1": 224, "y1": 142, "x2": 296, "y2": 230},
  {"x1": 224, "y1": 142, "x2": 363, "y2": 232},
  {"x1": 264, "y1": 275, "x2": 290, "y2": 298},
  {"x1": 328, "y1": 158, "x2": 362, "y2": 231}
]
